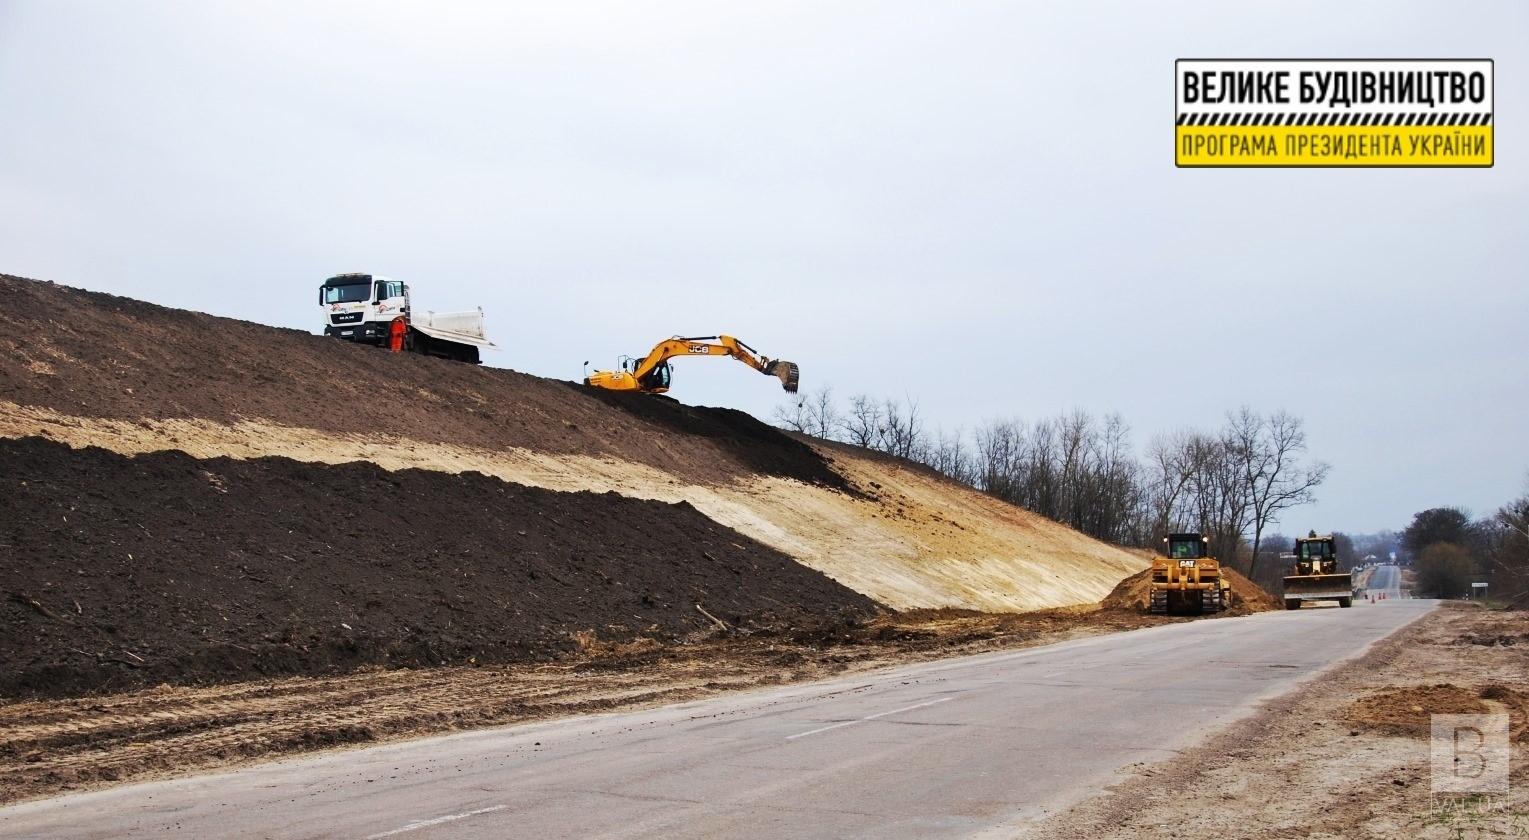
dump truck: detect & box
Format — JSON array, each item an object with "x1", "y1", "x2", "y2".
[
  {"x1": 1148, "y1": 532, "x2": 1231, "y2": 614},
  {"x1": 585, "y1": 335, "x2": 799, "y2": 394},
  {"x1": 1282, "y1": 531, "x2": 1353, "y2": 609},
  {"x1": 319, "y1": 273, "x2": 495, "y2": 363}
]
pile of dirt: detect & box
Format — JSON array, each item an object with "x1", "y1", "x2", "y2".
[
  {"x1": 0, "y1": 437, "x2": 878, "y2": 698},
  {"x1": 1097, "y1": 569, "x2": 1153, "y2": 611},
  {"x1": 573, "y1": 386, "x2": 853, "y2": 493},
  {"x1": 1098, "y1": 565, "x2": 1280, "y2": 614},
  {"x1": 1344, "y1": 684, "x2": 1491, "y2": 735},
  {"x1": 0, "y1": 274, "x2": 843, "y2": 490},
  {"x1": 0, "y1": 274, "x2": 1153, "y2": 615}
]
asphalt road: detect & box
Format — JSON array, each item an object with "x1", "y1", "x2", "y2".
[
  {"x1": 1, "y1": 600, "x2": 1434, "y2": 840},
  {"x1": 1366, "y1": 563, "x2": 1404, "y2": 599}
]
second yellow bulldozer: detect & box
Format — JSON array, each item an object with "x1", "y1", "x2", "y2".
[
  {"x1": 1148, "y1": 532, "x2": 1232, "y2": 614},
  {"x1": 1282, "y1": 532, "x2": 1353, "y2": 609}
]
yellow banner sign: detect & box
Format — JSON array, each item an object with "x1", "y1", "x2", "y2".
[{"x1": 1175, "y1": 60, "x2": 1494, "y2": 168}]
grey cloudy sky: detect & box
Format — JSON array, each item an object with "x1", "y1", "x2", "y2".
[{"x1": 1, "y1": 1, "x2": 1524, "y2": 533}]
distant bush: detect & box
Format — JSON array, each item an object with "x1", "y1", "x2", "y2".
[{"x1": 1414, "y1": 542, "x2": 1474, "y2": 598}]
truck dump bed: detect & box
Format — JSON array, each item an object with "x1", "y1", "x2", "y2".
[{"x1": 411, "y1": 308, "x2": 496, "y2": 349}]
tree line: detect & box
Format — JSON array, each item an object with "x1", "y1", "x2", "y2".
[
  {"x1": 775, "y1": 387, "x2": 1328, "y2": 586},
  {"x1": 1394, "y1": 499, "x2": 1529, "y2": 605}
]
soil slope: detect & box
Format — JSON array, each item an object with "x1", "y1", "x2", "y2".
[
  {"x1": 0, "y1": 274, "x2": 844, "y2": 492},
  {"x1": 0, "y1": 273, "x2": 1145, "y2": 612},
  {"x1": 0, "y1": 437, "x2": 874, "y2": 697}
]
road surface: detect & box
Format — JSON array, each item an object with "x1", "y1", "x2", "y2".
[
  {"x1": 0, "y1": 600, "x2": 1434, "y2": 840},
  {"x1": 1365, "y1": 563, "x2": 1404, "y2": 600}
]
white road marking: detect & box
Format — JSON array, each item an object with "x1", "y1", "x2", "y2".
[
  {"x1": 785, "y1": 696, "x2": 953, "y2": 740},
  {"x1": 364, "y1": 804, "x2": 507, "y2": 838}
]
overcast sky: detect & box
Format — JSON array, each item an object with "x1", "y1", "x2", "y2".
[{"x1": 1, "y1": 1, "x2": 1524, "y2": 533}]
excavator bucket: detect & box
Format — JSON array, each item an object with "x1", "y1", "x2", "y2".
[{"x1": 765, "y1": 361, "x2": 800, "y2": 393}]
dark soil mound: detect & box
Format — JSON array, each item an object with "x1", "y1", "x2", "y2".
[
  {"x1": 0, "y1": 274, "x2": 845, "y2": 490},
  {"x1": 575, "y1": 386, "x2": 852, "y2": 493},
  {"x1": 1100, "y1": 566, "x2": 1279, "y2": 614},
  {"x1": 0, "y1": 437, "x2": 878, "y2": 698}
]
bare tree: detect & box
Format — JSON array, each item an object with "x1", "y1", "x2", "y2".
[
  {"x1": 974, "y1": 418, "x2": 1024, "y2": 500},
  {"x1": 1144, "y1": 430, "x2": 1197, "y2": 537},
  {"x1": 839, "y1": 394, "x2": 883, "y2": 449},
  {"x1": 879, "y1": 396, "x2": 925, "y2": 459},
  {"x1": 1227, "y1": 408, "x2": 1330, "y2": 581},
  {"x1": 807, "y1": 386, "x2": 841, "y2": 441},
  {"x1": 1174, "y1": 431, "x2": 1250, "y2": 564},
  {"x1": 1489, "y1": 486, "x2": 1529, "y2": 605},
  {"x1": 921, "y1": 427, "x2": 974, "y2": 484},
  {"x1": 772, "y1": 396, "x2": 810, "y2": 433},
  {"x1": 780, "y1": 386, "x2": 1331, "y2": 561}
]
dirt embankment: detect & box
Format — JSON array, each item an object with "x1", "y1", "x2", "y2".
[
  {"x1": 1031, "y1": 604, "x2": 1529, "y2": 839},
  {"x1": 0, "y1": 273, "x2": 1147, "y2": 612},
  {"x1": 0, "y1": 274, "x2": 845, "y2": 492},
  {"x1": 0, "y1": 437, "x2": 876, "y2": 698}
]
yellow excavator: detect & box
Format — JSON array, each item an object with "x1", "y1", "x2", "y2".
[
  {"x1": 1148, "y1": 532, "x2": 1232, "y2": 614},
  {"x1": 584, "y1": 335, "x2": 799, "y2": 395}
]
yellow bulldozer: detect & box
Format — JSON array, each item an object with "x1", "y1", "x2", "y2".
[
  {"x1": 584, "y1": 335, "x2": 799, "y2": 395},
  {"x1": 1282, "y1": 532, "x2": 1353, "y2": 609},
  {"x1": 1148, "y1": 532, "x2": 1231, "y2": 615}
]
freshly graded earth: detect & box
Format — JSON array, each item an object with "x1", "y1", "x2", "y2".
[
  {"x1": 0, "y1": 273, "x2": 1146, "y2": 612},
  {"x1": 0, "y1": 436, "x2": 876, "y2": 698},
  {"x1": 0, "y1": 274, "x2": 1271, "y2": 806},
  {"x1": 0, "y1": 274, "x2": 846, "y2": 492}
]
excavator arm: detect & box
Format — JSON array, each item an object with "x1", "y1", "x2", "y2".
[{"x1": 586, "y1": 335, "x2": 799, "y2": 394}]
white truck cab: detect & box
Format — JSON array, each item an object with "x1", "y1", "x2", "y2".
[
  {"x1": 319, "y1": 272, "x2": 495, "y2": 364},
  {"x1": 321, "y1": 273, "x2": 409, "y2": 344}
]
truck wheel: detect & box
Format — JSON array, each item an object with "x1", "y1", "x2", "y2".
[
  {"x1": 1338, "y1": 597, "x2": 1352, "y2": 608},
  {"x1": 1285, "y1": 599, "x2": 1301, "y2": 610}
]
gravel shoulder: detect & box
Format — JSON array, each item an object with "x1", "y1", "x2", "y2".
[{"x1": 1027, "y1": 602, "x2": 1529, "y2": 839}]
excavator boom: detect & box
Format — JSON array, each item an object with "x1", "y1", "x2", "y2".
[{"x1": 585, "y1": 334, "x2": 799, "y2": 395}]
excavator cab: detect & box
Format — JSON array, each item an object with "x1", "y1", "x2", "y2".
[{"x1": 638, "y1": 361, "x2": 672, "y2": 392}]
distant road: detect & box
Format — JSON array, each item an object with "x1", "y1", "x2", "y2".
[
  {"x1": 1365, "y1": 564, "x2": 1403, "y2": 600},
  {"x1": 0, "y1": 601, "x2": 1434, "y2": 840}
]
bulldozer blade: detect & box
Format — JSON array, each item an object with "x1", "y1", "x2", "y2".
[
  {"x1": 765, "y1": 360, "x2": 800, "y2": 393},
  {"x1": 1282, "y1": 573, "x2": 1353, "y2": 599}
]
